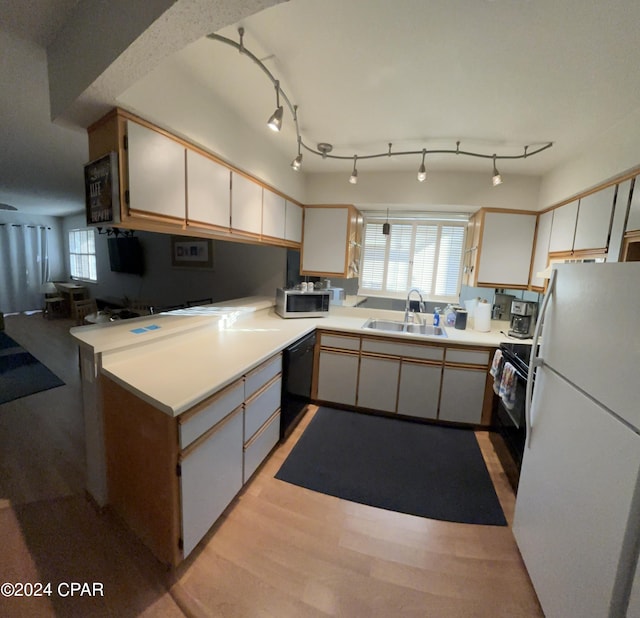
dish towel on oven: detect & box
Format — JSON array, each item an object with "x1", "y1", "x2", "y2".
[
  {"x1": 490, "y1": 349, "x2": 503, "y2": 394},
  {"x1": 499, "y1": 362, "x2": 517, "y2": 410}
]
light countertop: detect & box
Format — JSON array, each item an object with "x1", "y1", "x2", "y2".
[{"x1": 71, "y1": 297, "x2": 518, "y2": 417}]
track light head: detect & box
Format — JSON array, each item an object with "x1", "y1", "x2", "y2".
[
  {"x1": 417, "y1": 149, "x2": 427, "y2": 182},
  {"x1": 291, "y1": 153, "x2": 303, "y2": 171},
  {"x1": 349, "y1": 155, "x2": 358, "y2": 184},
  {"x1": 267, "y1": 105, "x2": 283, "y2": 132},
  {"x1": 492, "y1": 155, "x2": 503, "y2": 186},
  {"x1": 267, "y1": 81, "x2": 283, "y2": 132}
]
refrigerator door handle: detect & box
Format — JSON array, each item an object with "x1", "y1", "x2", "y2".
[{"x1": 525, "y1": 268, "x2": 557, "y2": 448}]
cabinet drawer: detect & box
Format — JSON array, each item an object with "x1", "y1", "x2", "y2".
[
  {"x1": 245, "y1": 354, "x2": 282, "y2": 400},
  {"x1": 180, "y1": 407, "x2": 243, "y2": 558},
  {"x1": 445, "y1": 348, "x2": 490, "y2": 366},
  {"x1": 179, "y1": 380, "x2": 244, "y2": 449},
  {"x1": 320, "y1": 333, "x2": 360, "y2": 351},
  {"x1": 243, "y1": 410, "x2": 280, "y2": 483},
  {"x1": 244, "y1": 376, "x2": 282, "y2": 441},
  {"x1": 361, "y1": 338, "x2": 444, "y2": 361}
]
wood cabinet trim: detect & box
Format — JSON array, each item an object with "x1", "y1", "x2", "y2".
[
  {"x1": 178, "y1": 379, "x2": 244, "y2": 425},
  {"x1": 180, "y1": 404, "x2": 244, "y2": 460},
  {"x1": 101, "y1": 376, "x2": 181, "y2": 567},
  {"x1": 244, "y1": 372, "x2": 282, "y2": 406},
  {"x1": 243, "y1": 408, "x2": 281, "y2": 449},
  {"x1": 540, "y1": 167, "x2": 640, "y2": 214}
]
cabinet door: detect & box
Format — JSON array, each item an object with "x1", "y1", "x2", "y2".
[
  {"x1": 477, "y1": 212, "x2": 536, "y2": 286},
  {"x1": 357, "y1": 355, "x2": 400, "y2": 412},
  {"x1": 316, "y1": 350, "x2": 359, "y2": 406},
  {"x1": 548, "y1": 201, "x2": 579, "y2": 253},
  {"x1": 180, "y1": 407, "x2": 243, "y2": 558},
  {"x1": 186, "y1": 149, "x2": 230, "y2": 229},
  {"x1": 397, "y1": 360, "x2": 441, "y2": 419},
  {"x1": 530, "y1": 210, "x2": 553, "y2": 288},
  {"x1": 608, "y1": 180, "x2": 632, "y2": 262},
  {"x1": 439, "y1": 367, "x2": 487, "y2": 424},
  {"x1": 301, "y1": 207, "x2": 349, "y2": 275},
  {"x1": 262, "y1": 189, "x2": 286, "y2": 239},
  {"x1": 626, "y1": 178, "x2": 640, "y2": 232},
  {"x1": 127, "y1": 121, "x2": 185, "y2": 220},
  {"x1": 231, "y1": 172, "x2": 262, "y2": 235},
  {"x1": 285, "y1": 201, "x2": 303, "y2": 243},
  {"x1": 573, "y1": 185, "x2": 615, "y2": 251}
]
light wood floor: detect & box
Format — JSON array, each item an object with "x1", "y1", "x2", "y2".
[{"x1": 0, "y1": 312, "x2": 543, "y2": 617}]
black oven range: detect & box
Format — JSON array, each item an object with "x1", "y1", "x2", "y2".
[{"x1": 489, "y1": 342, "x2": 534, "y2": 492}]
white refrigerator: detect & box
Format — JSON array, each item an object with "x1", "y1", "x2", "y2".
[{"x1": 513, "y1": 263, "x2": 640, "y2": 618}]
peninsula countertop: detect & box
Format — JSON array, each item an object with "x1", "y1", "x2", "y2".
[{"x1": 71, "y1": 298, "x2": 515, "y2": 417}]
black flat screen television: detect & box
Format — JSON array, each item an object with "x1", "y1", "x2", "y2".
[{"x1": 107, "y1": 236, "x2": 144, "y2": 275}]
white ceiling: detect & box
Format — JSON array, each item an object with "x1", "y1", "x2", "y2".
[
  {"x1": 2, "y1": 0, "x2": 640, "y2": 215},
  {"x1": 161, "y1": 0, "x2": 640, "y2": 176}
]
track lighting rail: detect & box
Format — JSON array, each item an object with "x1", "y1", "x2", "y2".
[{"x1": 207, "y1": 29, "x2": 553, "y2": 184}]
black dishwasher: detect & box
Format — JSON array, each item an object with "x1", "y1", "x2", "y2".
[{"x1": 281, "y1": 331, "x2": 316, "y2": 439}]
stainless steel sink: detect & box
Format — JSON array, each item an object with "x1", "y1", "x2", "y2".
[{"x1": 362, "y1": 318, "x2": 447, "y2": 337}]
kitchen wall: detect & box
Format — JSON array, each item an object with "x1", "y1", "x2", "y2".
[
  {"x1": 305, "y1": 170, "x2": 542, "y2": 212},
  {"x1": 62, "y1": 214, "x2": 286, "y2": 307},
  {"x1": 539, "y1": 108, "x2": 640, "y2": 208}
]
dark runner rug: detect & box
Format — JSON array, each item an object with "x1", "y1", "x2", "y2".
[
  {"x1": 0, "y1": 332, "x2": 65, "y2": 404},
  {"x1": 275, "y1": 407, "x2": 506, "y2": 526}
]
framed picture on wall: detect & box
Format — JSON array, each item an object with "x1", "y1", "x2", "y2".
[
  {"x1": 171, "y1": 236, "x2": 214, "y2": 270},
  {"x1": 84, "y1": 151, "x2": 120, "y2": 225}
]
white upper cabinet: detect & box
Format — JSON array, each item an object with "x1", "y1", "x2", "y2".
[
  {"x1": 608, "y1": 180, "x2": 631, "y2": 261},
  {"x1": 477, "y1": 211, "x2": 536, "y2": 287},
  {"x1": 573, "y1": 185, "x2": 615, "y2": 251},
  {"x1": 301, "y1": 207, "x2": 350, "y2": 275},
  {"x1": 186, "y1": 150, "x2": 230, "y2": 229},
  {"x1": 230, "y1": 172, "x2": 262, "y2": 235},
  {"x1": 262, "y1": 189, "x2": 286, "y2": 239},
  {"x1": 127, "y1": 121, "x2": 185, "y2": 220},
  {"x1": 627, "y1": 179, "x2": 640, "y2": 232},
  {"x1": 284, "y1": 201, "x2": 303, "y2": 244},
  {"x1": 530, "y1": 210, "x2": 554, "y2": 288},
  {"x1": 548, "y1": 201, "x2": 579, "y2": 253}
]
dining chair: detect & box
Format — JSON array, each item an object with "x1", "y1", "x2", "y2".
[{"x1": 73, "y1": 298, "x2": 98, "y2": 325}]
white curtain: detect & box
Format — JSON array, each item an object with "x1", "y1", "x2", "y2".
[{"x1": 0, "y1": 223, "x2": 49, "y2": 314}]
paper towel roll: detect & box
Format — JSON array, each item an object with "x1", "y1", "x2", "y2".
[{"x1": 474, "y1": 301, "x2": 491, "y2": 332}]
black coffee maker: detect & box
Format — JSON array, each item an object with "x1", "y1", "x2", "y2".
[{"x1": 508, "y1": 300, "x2": 538, "y2": 339}]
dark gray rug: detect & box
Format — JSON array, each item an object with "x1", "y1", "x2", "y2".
[
  {"x1": 276, "y1": 407, "x2": 506, "y2": 526},
  {"x1": 0, "y1": 332, "x2": 65, "y2": 404}
]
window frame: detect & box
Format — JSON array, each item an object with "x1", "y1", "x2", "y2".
[
  {"x1": 358, "y1": 215, "x2": 467, "y2": 302},
  {"x1": 68, "y1": 228, "x2": 98, "y2": 283}
]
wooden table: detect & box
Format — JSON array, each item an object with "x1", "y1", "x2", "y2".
[{"x1": 54, "y1": 282, "x2": 88, "y2": 318}]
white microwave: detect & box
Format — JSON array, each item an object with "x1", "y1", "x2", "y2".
[{"x1": 275, "y1": 288, "x2": 330, "y2": 318}]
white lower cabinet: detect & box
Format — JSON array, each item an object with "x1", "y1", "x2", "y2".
[
  {"x1": 243, "y1": 355, "x2": 282, "y2": 483},
  {"x1": 317, "y1": 349, "x2": 359, "y2": 406},
  {"x1": 438, "y1": 367, "x2": 487, "y2": 424},
  {"x1": 180, "y1": 406, "x2": 243, "y2": 558},
  {"x1": 244, "y1": 410, "x2": 280, "y2": 483},
  {"x1": 397, "y1": 360, "x2": 442, "y2": 419},
  {"x1": 357, "y1": 355, "x2": 399, "y2": 412}
]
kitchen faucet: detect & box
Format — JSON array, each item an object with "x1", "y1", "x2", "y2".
[{"x1": 404, "y1": 288, "x2": 426, "y2": 326}]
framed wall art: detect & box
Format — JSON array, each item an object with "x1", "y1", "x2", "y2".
[
  {"x1": 171, "y1": 236, "x2": 214, "y2": 270},
  {"x1": 84, "y1": 151, "x2": 120, "y2": 225}
]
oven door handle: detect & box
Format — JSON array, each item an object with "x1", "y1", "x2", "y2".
[{"x1": 525, "y1": 268, "x2": 556, "y2": 448}]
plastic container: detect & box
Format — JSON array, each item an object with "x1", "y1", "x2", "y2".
[
  {"x1": 445, "y1": 304, "x2": 456, "y2": 326},
  {"x1": 474, "y1": 300, "x2": 491, "y2": 332},
  {"x1": 454, "y1": 309, "x2": 468, "y2": 330}
]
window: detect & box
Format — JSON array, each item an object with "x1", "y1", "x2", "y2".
[
  {"x1": 359, "y1": 217, "x2": 466, "y2": 301},
  {"x1": 68, "y1": 228, "x2": 97, "y2": 282}
]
